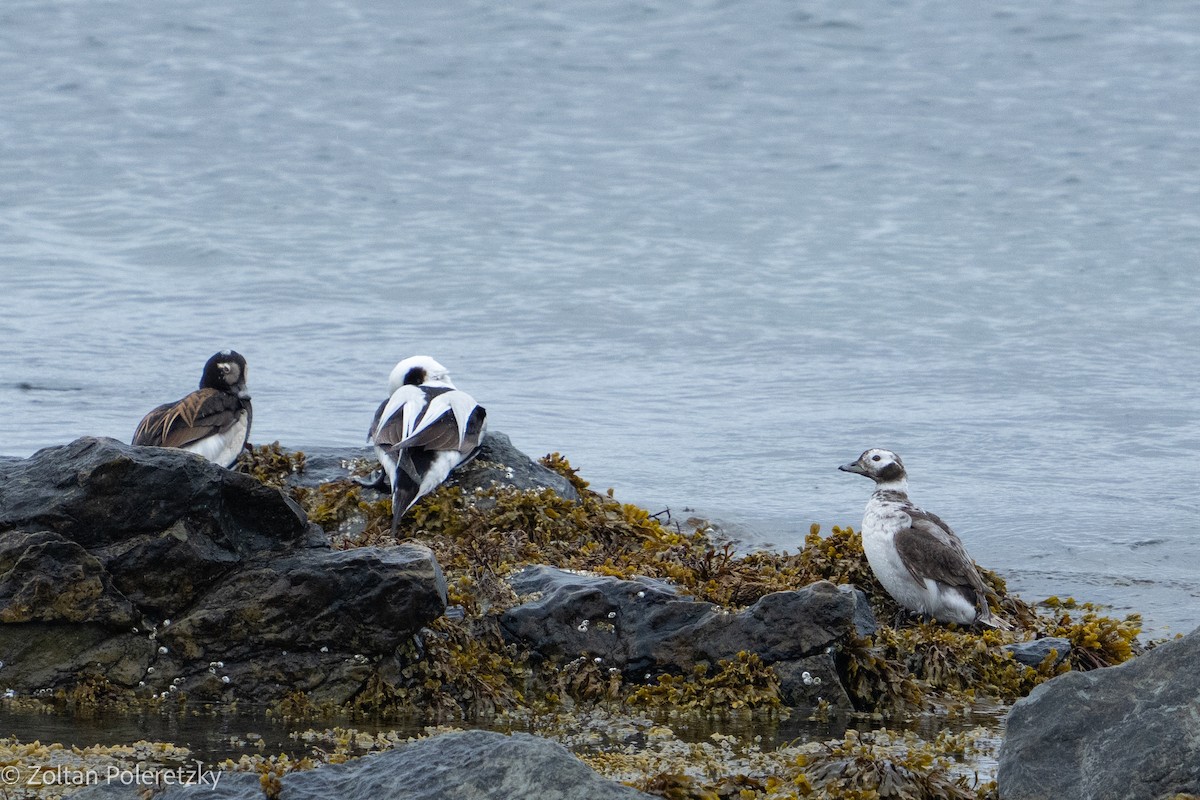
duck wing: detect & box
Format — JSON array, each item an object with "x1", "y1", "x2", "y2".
[
  {"x1": 372, "y1": 385, "x2": 485, "y2": 454},
  {"x1": 893, "y1": 510, "x2": 989, "y2": 602},
  {"x1": 133, "y1": 388, "x2": 247, "y2": 448}
]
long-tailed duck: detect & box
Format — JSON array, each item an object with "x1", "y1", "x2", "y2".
[
  {"x1": 132, "y1": 350, "x2": 252, "y2": 468},
  {"x1": 839, "y1": 448, "x2": 1008, "y2": 628},
  {"x1": 367, "y1": 356, "x2": 487, "y2": 532}
]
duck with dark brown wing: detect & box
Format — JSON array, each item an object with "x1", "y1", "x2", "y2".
[
  {"x1": 839, "y1": 448, "x2": 1009, "y2": 629},
  {"x1": 132, "y1": 350, "x2": 252, "y2": 468}
]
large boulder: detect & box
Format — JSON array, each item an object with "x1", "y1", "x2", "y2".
[
  {"x1": 998, "y1": 626, "x2": 1200, "y2": 800},
  {"x1": 500, "y1": 565, "x2": 875, "y2": 709},
  {"x1": 70, "y1": 730, "x2": 656, "y2": 800},
  {"x1": 289, "y1": 430, "x2": 580, "y2": 503},
  {"x1": 0, "y1": 437, "x2": 447, "y2": 703}
]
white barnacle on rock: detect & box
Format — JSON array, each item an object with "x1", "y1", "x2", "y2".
[
  {"x1": 802, "y1": 671, "x2": 814, "y2": 686},
  {"x1": 607, "y1": 611, "x2": 616, "y2": 619},
  {"x1": 146, "y1": 667, "x2": 155, "y2": 674},
  {"x1": 158, "y1": 646, "x2": 168, "y2": 655},
  {"x1": 320, "y1": 646, "x2": 329, "y2": 653},
  {"x1": 131, "y1": 627, "x2": 139, "y2": 634},
  {"x1": 2, "y1": 689, "x2": 13, "y2": 699},
  {"x1": 593, "y1": 656, "x2": 602, "y2": 664},
  {"x1": 163, "y1": 619, "x2": 171, "y2": 626},
  {"x1": 577, "y1": 619, "x2": 590, "y2": 632},
  {"x1": 221, "y1": 676, "x2": 231, "y2": 684},
  {"x1": 637, "y1": 591, "x2": 645, "y2": 598}
]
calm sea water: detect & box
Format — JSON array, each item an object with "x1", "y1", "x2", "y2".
[{"x1": 1, "y1": 1, "x2": 1197, "y2": 635}]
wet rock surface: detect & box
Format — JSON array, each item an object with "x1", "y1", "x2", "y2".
[
  {"x1": 500, "y1": 565, "x2": 874, "y2": 708},
  {"x1": 290, "y1": 430, "x2": 580, "y2": 503},
  {"x1": 0, "y1": 437, "x2": 447, "y2": 702},
  {"x1": 998, "y1": 626, "x2": 1200, "y2": 800},
  {"x1": 1001, "y1": 637, "x2": 1072, "y2": 668},
  {"x1": 70, "y1": 730, "x2": 657, "y2": 800}
]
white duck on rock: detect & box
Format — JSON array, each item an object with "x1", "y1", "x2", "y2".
[
  {"x1": 367, "y1": 356, "x2": 487, "y2": 533},
  {"x1": 840, "y1": 448, "x2": 1008, "y2": 628}
]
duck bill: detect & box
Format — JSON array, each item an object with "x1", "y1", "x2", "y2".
[{"x1": 839, "y1": 461, "x2": 867, "y2": 475}]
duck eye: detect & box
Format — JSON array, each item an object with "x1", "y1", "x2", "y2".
[{"x1": 871, "y1": 455, "x2": 881, "y2": 462}]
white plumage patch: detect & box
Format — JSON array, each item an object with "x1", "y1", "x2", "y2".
[
  {"x1": 369, "y1": 356, "x2": 487, "y2": 526},
  {"x1": 843, "y1": 448, "x2": 1006, "y2": 629},
  {"x1": 182, "y1": 411, "x2": 249, "y2": 469}
]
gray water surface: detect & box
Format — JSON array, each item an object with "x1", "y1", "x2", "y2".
[{"x1": 1, "y1": 1, "x2": 1198, "y2": 634}]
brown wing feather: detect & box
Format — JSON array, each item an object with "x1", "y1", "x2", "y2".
[
  {"x1": 463, "y1": 406, "x2": 486, "y2": 450},
  {"x1": 397, "y1": 409, "x2": 474, "y2": 452},
  {"x1": 372, "y1": 406, "x2": 410, "y2": 449},
  {"x1": 133, "y1": 389, "x2": 242, "y2": 448},
  {"x1": 367, "y1": 399, "x2": 389, "y2": 443},
  {"x1": 893, "y1": 518, "x2": 988, "y2": 598}
]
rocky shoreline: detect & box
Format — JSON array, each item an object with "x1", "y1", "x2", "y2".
[{"x1": 1, "y1": 434, "x2": 1195, "y2": 799}]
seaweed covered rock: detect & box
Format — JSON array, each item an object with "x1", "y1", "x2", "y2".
[
  {"x1": 0, "y1": 437, "x2": 447, "y2": 703},
  {"x1": 500, "y1": 565, "x2": 875, "y2": 709},
  {"x1": 70, "y1": 730, "x2": 656, "y2": 800},
  {"x1": 998, "y1": 626, "x2": 1200, "y2": 800},
  {"x1": 281, "y1": 430, "x2": 580, "y2": 503},
  {"x1": 1002, "y1": 637, "x2": 1071, "y2": 668}
]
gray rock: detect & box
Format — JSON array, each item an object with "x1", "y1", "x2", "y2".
[
  {"x1": 500, "y1": 565, "x2": 873, "y2": 709},
  {"x1": 0, "y1": 437, "x2": 447, "y2": 703},
  {"x1": 773, "y1": 653, "x2": 852, "y2": 709},
  {"x1": 1002, "y1": 637, "x2": 1071, "y2": 668},
  {"x1": 998, "y1": 627, "x2": 1200, "y2": 800},
  {"x1": 0, "y1": 436, "x2": 320, "y2": 554},
  {"x1": 450, "y1": 431, "x2": 581, "y2": 503},
  {"x1": 70, "y1": 730, "x2": 655, "y2": 800},
  {"x1": 287, "y1": 431, "x2": 580, "y2": 503}
]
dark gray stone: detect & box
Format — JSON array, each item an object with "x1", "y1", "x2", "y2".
[
  {"x1": 0, "y1": 437, "x2": 447, "y2": 703},
  {"x1": 450, "y1": 431, "x2": 581, "y2": 503},
  {"x1": 0, "y1": 436, "x2": 320, "y2": 554},
  {"x1": 288, "y1": 430, "x2": 580, "y2": 503},
  {"x1": 500, "y1": 565, "x2": 872, "y2": 709},
  {"x1": 998, "y1": 627, "x2": 1200, "y2": 800},
  {"x1": 844, "y1": 584, "x2": 878, "y2": 638},
  {"x1": 1002, "y1": 637, "x2": 1071, "y2": 668},
  {"x1": 69, "y1": 730, "x2": 655, "y2": 800},
  {"x1": 773, "y1": 653, "x2": 852, "y2": 708}
]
